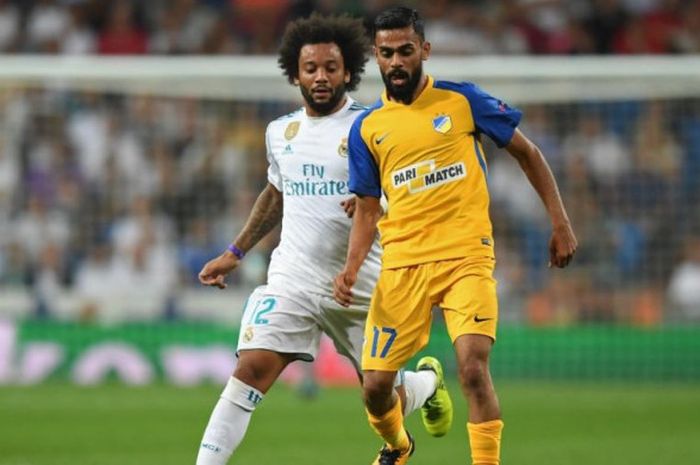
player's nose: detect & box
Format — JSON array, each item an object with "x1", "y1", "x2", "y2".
[{"x1": 314, "y1": 68, "x2": 329, "y2": 82}]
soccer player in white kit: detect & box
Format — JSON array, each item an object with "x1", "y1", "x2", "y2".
[{"x1": 194, "y1": 15, "x2": 447, "y2": 465}]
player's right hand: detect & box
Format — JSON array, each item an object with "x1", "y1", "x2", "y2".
[
  {"x1": 333, "y1": 268, "x2": 357, "y2": 307},
  {"x1": 198, "y1": 252, "x2": 240, "y2": 289}
]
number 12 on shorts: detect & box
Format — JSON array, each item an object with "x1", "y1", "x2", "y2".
[{"x1": 370, "y1": 326, "x2": 397, "y2": 358}]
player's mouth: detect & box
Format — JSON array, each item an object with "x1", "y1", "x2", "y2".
[
  {"x1": 389, "y1": 71, "x2": 409, "y2": 86},
  {"x1": 312, "y1": 87, "x2": 332, "y2": 98}
]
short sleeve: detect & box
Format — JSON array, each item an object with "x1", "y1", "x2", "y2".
[
  {"x1": 436, "y1": 81, "x2": 522, "y2": 148},
  {"x1": 348, "y1": 116, "x2": 381, "y2": 198},
  {"x1": 265, "y1": 124, "x2": 283, "y2": 190}
]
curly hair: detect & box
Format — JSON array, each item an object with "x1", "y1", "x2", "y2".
[{"x1": 278, "y1": 14, "x2": 370, "y2": 92}]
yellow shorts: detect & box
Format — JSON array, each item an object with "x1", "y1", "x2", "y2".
[{"x1": 361, "y1": 256, "x2": 498, "y2": 371}]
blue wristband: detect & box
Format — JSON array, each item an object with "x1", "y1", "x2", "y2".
[{"x1": 227, "y1": 244, "x2": 245, "y2": 260}]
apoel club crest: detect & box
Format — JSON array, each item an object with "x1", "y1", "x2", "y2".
[
  {"x1": 284, "y1": 121, "x2": 300, "y2": 140},
  {"x1": 432, "y1": 114, "x2": 452, "y2": 134},
  {"x1": 337, "y1": 137, "x2": 348, "y2": 157}
]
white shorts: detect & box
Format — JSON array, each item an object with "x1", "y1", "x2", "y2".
[{"x1": 236, "y1": 286, "x2": 368, "y2": 371}]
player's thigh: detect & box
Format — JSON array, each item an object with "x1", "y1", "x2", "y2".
[
  {"x1": 237, "y1": 286, "x2": 321, "y2": 362},
  {"x1": 362, "y1": 266, "x2": 434, "y2": 372},
  {"x1": 439, "y1": 257, "x2": 499, "y2": 342},
  {"x1": 318, "y1": 296, "x2": 367, "y2": 373}
]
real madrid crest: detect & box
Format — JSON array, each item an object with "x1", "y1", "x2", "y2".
[
  {"x1": 243, "y1": 326, "x2": 254, "y2": 342},
  {"x1": 285, "y1": 121, "x2": 300, "y2": 140},
  {"x1": 432, "y1": 114, "x2": 452, "y2": 134},
  {"x1": 337, "y1": 137, "x2": 348, "y2": 157}
]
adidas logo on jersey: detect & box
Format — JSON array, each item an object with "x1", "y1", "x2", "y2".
[{"x1": 282, "y1": 144, "x2": 293, "y2": 155}]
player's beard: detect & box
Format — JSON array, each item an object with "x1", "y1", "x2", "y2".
[
  {"x1": 382, "y1": 64, "x2": 423, "y2": 104},
  {"x1": 300, "y1": 82, "x2": 346, "y2": 116}
]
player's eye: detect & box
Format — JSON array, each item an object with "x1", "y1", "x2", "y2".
[{"x1": 380, "y1": 49, "x2": 393, "y2": 58}]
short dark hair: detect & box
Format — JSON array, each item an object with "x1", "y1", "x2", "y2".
[
  {"x1": 278, "y1": 14, "x2": 370, "y2": 92},
  {"x1": 373, "y1": 6, "x2": 425, "y2": 41}
]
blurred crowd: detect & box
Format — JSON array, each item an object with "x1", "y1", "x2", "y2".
[
  {"x1": 1, "y1": 0, "x2": 700, "y2": 326},
  {"x1": 1, "y1": 0, "x2": 700, "y2": 55},
  {"x1": 1, "y1": 88, "x2": 699, "y2": 325}
]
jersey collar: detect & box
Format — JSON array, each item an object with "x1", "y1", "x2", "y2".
[{"x1": 304, "y1": 96, "x2": 354, "y2": 122}]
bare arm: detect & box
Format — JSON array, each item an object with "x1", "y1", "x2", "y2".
[
  {"x1": 505, "y1": 129, "x2": 577, "y2": 268},
  {"x1": 198, "y1": 183, "x2": 283, "y2": 288},
  {"x1": 334, "y1": 195, "x2": 382, "y2": 306},
  {"x1": 232, "y1": 182, "x2": 284, "y2": 252}
]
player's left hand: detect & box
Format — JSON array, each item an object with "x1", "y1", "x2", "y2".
[
  {"x1": 341, "y1": 197, "x2": 356, "y2": 218},
  {"x1": 549, "y1": 221, "x2": 577, "y2": 268},
  {"x1": 334, "y1": 268, "x2": 357, "y2": 307}
]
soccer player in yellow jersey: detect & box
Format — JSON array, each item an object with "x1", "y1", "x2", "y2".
[{"x1": 334, "y1": 6, "x2": 578, "y2": 465}]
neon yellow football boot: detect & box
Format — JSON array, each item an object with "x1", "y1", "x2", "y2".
[{"x1": 416, "y1": 356, "x2": 453, "y2": 437}]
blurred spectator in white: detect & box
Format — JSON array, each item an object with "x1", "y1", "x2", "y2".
[
  {"x1": 562, "y1": 112, "x2": 630, "y2": 183},
  {"x1": 112, "y1": 195, "x2": 176, "y2": 259},
  {"x1": 33, "y1": 243, "x2": 67, "y2": 318},
  {"x1": 490, "y1": 155, "x2": 549, "y2": 226},
  {"x1": 26, "y1": 0, "x2": 70, "y2": 53},
  {"x1": 0, "y1": 132, "x2": 19, "y2": 222},
  {"x1": 667, "y1": 235, "x2": 700, "y2": 319},
  {"x1": 98, "y1": 0, "x2": 147, "y2": 55},
  {"x1": 106, "y1": 114, "x2": 153, "y2": 199},
  {"x1": 0, "y1": 241, "x2": 29, "y2": 287},
  {"x1": 0, "y1": 0, "x2": 19, "y2": 52},
  {"x1": 73, "y1": 242, "x2": 124, "y2": 322},
  {"x1": 13, "y1": 194, "x2": 70, "y2": 266},
  {"x1": 67, "y1": 93, "x2": 109, "y2": 184},
  {"x1": 61, "y1": 0, "x2": 96, "y2": 54}
]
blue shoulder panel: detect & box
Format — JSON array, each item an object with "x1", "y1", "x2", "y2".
[
  {"x1": 434, "y1": 80, "x2": 522, "y2": 148},
  {"x1": 348, "y1": 99, "x2": 383, "y2": 198}
]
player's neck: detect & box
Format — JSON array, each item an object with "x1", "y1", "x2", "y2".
[{"x1": 304, "y1": 95, "x2": 348, "y2": 118}]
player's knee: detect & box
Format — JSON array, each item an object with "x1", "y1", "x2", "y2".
[
  {"x1": 362, "y1": 373, "x2": 395, "y2": 405},
  {"x1": 232, "y1": 362, "x2": 271, "y2": 391},
  {"x1": 458, "y1": 358, "x2": 488, "y2": 393}
]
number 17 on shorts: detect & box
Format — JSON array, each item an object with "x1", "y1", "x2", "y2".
[{"x1": 361, "y1": 324, "x2": 403, "y2": 370}]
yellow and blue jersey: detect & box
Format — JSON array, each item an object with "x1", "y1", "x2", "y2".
[{"x1": 348, "y1": 76, "x2": 521, "y2": 269}]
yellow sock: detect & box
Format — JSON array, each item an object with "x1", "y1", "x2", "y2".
[
  {"x1": 367, "y1": 399, "x2": 410, "y2": 451},
  {"x1": 467, "y1": 419, "x2": 504, "y2": 465}
]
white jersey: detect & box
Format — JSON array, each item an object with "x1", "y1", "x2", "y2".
[{"x1": 264, "y1": 97, "x2": 382, "y2": 305}]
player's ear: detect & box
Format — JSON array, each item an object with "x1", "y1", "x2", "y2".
[
  {"x1": 293, "y1": 76, "x2": 300, "y2": 86},
  {"x1": 344, "y1": 70, "x2": 350, "y2": 84},
  {"x1": 373, "y1": 45, "x2": 379, "y2": 61},
  {"x1": 421, "y1": 41, "x2": 431, "y2": 61}
]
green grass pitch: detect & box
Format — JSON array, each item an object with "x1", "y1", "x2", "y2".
[{"x1": 1, "y1": 381, "x2": 698, "y2": 465}]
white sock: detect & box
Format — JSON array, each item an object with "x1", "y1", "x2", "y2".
[
  {"x1": 196, "y1": 376, "x2": 264, "y2": 465},
  {"x1": 402, "y1": 370, "x2": 437, "y2": 416}
]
